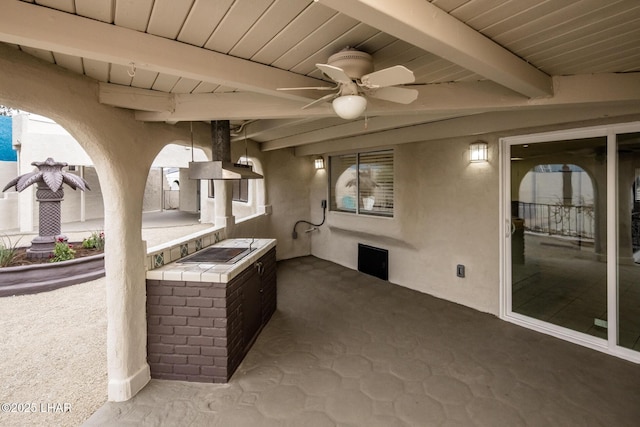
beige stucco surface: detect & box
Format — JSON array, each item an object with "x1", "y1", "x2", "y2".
[
  {"x1": 0, "y1": 117, "x2": 212, "y2": 233},
  {"x1": 305, "y1": 139, "x2": 500, "y2": 314},
  {"x1": 2, "y1": 40, "x2": 638, "y2": 404},
  {"x1": 0, "y1": 44, "x2": 279, "y2": 401},
  {"x1": 0, "y1": 160, "x2": 18, "y2": 229},
  {"x1": 0, "y1": 44, "x2": 192, "y2": 401},
  {"x1": 264, "y1": 148, "x2": 313, "y2": 259}
]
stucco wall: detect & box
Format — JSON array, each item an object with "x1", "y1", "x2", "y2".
[
  {"x1": 142, "y1": 168, "x2": 162, "y2": 212},
  {"x1": 178, "y1": 168, "x2": 198, "y2": 212},
  {"x1": 0, "y1": 161, "x2": 18, "y2": 229},
  {"x1": 4, "y1": 114, "x2": 217, "y2": 229},
  {"x1": 59, "y1": 167, "x2": 103, "y2": 222},
  {"x1": 3, "y1": 37, "x2": 638, "y2": 402},
  {"x1": 0, "y1": 187, "x2": 18, "y2": 230},
  {"x1": 0, "y1": 160, "x2": 17, "y2": 191},
  {"x1": 14, "y1": 114, "x2": 94, "y2": 166},
  {"x1": 233, "y1": 213, "x2": 271, "y2": 239},
  {"x1": 83, "y1": 167, "x2": 104, "y2": 219},
  {"x1": 264, "y1": 148, "x2": 313, "y2": 260},
  {"x1": 286, "y1": 137, "x2": 502, "y2": 315},
  {"x1": 1, "y1": 117, "x2": 208, "y2": 232}
]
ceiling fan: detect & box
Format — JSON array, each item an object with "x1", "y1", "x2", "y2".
[{"x1": 278, "y1": 48, "x2": 419, "y2": 119}]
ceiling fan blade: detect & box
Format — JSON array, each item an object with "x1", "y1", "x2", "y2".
[
  {"x1": 302, "y1": 92, "x2": 338, "y2": 109},
  {"x1": 360, "y1": 65, "x2": 415, "y2": 88},
  {"x1": 316, "y1": 63, "x2": 352, "y2": 84},
  {"x1": 277, "y1": 85, "x2": 338, "y2": 91},
  {"x1": 368, "y1": 86, "x2": 418, "y2": 104}
]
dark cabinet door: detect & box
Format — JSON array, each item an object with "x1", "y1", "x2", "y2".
[
  {"x1": 242, "y1": 267, "x2": 262, "y2": 351},
  {"x1": 258, "y1": 251, "x2": 277, "y2": 324}
]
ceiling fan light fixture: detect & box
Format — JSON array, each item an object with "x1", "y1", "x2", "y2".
[{"x1": 332, "y1": 95, "x2": 367, "y2": 120}]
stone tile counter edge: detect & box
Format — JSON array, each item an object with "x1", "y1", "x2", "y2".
[{"x1": 146, "y1": 239, "x2": 277, "y2": 283}]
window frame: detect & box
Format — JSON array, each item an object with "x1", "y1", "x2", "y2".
[
  {"x1": 329, "y1": 149, "x2": 394, "y2": 217},
  {"x1": 207, "y1": 179, "x2": 249, "y2": 203}
]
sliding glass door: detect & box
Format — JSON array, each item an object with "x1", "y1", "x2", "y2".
[
  {"x1": 617, "y1": 132, "x2": 640, "y2": 352},
  {"x1": 509, "y1": 137, "x2": 608, "y2": 338},
  {"x1": 503, "y1": 123, "x2": 640, "y2": 360}
]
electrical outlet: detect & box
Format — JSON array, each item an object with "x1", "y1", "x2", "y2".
[
  {"x1": 321, "y1": 199, "x2": 327, "y2": 209},
  {"x1": 456, "y1": 264, "x2": 465, "y2": 278}
]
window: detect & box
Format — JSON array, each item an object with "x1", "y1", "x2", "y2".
[
  {"x1": 207, "y1": 159, "x2": 253, "y2": 203},
  {"x1": 208, "y1": 179, "x2": 249, "y2": 203},
  {"x1": 329, "y1": 150, "x2": 394, "y2": 217},
  {"x1": 232, "y1": 179, "x2": 248, "y2": 202}
]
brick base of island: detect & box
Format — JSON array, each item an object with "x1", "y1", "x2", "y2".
[{"x1": 145, "y1": 240, "x2": 276, "y2": 383}]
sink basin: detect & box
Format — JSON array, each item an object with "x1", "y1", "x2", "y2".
[{"x1": 178, "y1": 247, "x2": 253, "y2": 264}]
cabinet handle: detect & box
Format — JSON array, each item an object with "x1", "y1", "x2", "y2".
[{"x1": 255, "y1": 261, "x2": 264, "y2": 276}]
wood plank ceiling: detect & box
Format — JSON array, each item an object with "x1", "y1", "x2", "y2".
[{"x1": 1, "y1": 0, "x2": 640, "y2": 152}]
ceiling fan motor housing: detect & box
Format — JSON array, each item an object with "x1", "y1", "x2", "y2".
[{"x1": 327, "y1": 49, "x2": 374, "y2": 79}]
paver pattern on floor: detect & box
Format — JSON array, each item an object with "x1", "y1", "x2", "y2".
[{"x1": 86, "y1": 256, "x2": 640, "y2": 426}]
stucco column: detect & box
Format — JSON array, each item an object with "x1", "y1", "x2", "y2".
[
  {"x1": 103, "y1": 163, "x2": 151, "y2": 402},
  {"x1": 214, "y1": 179, "x2": 235, "y2": 233},
  {"x1": 91, "y1": 123, "x2": 189, "y2": 402},
  {"x1": 0, "y1": 44, "x2": 198, "y2": 402}
]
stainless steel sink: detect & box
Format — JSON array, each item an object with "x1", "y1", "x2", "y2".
[{"x1": 178, "y1": 246, "x2": 253, "y2": 264}]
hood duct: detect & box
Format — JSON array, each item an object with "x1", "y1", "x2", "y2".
[{"x1": 188, "y1": 120, "x2": 263, "y2": 180}]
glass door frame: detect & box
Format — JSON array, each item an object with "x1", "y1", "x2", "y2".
[{"x1": 500, "y1": 121, "x2": 640, "y2": 364}]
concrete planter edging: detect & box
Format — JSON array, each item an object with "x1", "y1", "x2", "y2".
[{"x1": 0, "y1": 253, "x2": 105, "y2": 297}]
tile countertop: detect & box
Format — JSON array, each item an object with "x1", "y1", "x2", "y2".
[{"x1": 146, "y1": 238, "x2": 276, "y2": 283}]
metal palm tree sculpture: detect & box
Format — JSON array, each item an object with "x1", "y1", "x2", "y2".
[{"x1": 3, "y1": 158, "x2": 90, "y2": 258}]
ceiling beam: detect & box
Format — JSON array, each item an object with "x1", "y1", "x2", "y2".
[
  {"x1": 134, "y1": 92, "x2": 336, "y2": 121},
  {"x1": 124, "y1": 73, "x2": 640, "y2": 122},
  {"x1": 296, "y1": 104, "x2": 640, "y2": 156},
  {"x1": 317, "y1": 0, "x2": 553, "y2": 98},
  {"x1": 260, "y1": 114, "x2": 466, "y2": 151},
  {"x1": 129, "y1": 81, "x2": 522, "y2": 121},
  {"x1": 232, "y1": 118, "x2": 320, "y2": 141},
  {"x1": 99, "y1": 83, "x2": 174, "y2": 112},
  {"x1": 0, "y1": 0, "x2": 322, "y2": 102}
]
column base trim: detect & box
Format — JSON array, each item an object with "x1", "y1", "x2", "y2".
[{"x1": 107, "y1": 363, "x2": 151, "y2": 402}]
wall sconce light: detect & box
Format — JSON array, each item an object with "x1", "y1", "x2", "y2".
[
  {"x1": 469, "y1": 141, "x2": 488, "y2": 163},
  {"x1": 314, "y1": 157, "x2": 325, "y2": 170}
]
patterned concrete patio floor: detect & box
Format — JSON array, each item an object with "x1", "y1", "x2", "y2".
[{"x1": 85, "y1": 256, "x2": 640, "y2": 426}]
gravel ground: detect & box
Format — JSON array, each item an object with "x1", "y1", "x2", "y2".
[{"x1": 0, "y1": 223, "x2": 211, "y2": 427}]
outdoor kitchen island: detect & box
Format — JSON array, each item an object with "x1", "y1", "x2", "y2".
[{"x1": 145, "y1": 238, "x2": 277, "y2": 383}]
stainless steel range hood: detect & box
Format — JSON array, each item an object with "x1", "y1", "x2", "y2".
[
  {"x1": 188, "y1": 160, "x2": 263, "y2": 180},
  {"x1": 188, "y1": 120, "x2": 263, "y2": 180}
]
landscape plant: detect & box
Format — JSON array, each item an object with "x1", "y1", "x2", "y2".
[
  {"x1": 82, "y1": 231, "x2": 105, "y2": 250},
  {"x1": 50, "y1": 238, "x2": 76, "y2": 263},
  {"x1": 0, "y1": 235, "x2": 20, "y2": 267}
]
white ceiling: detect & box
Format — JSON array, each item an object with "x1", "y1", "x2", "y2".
[{"x1": 1, "y1": 0, "x2": 639, "y2": 153}]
